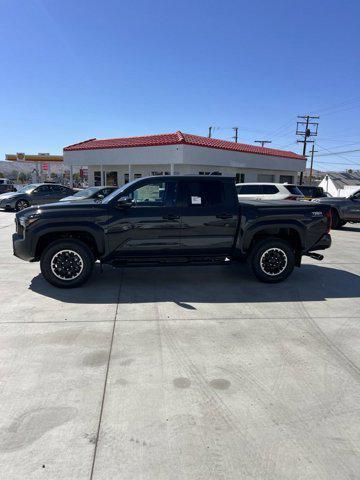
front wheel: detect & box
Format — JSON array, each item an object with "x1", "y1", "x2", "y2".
[
  {"x1": 40, "y1": 239, "x2": 94, "y2": 288},
  {"x1": 15, "y1": 199, "x2": 30, "y2": 211},
  {"x1": 248, "y1": 238, "x2": 295, "y2": 283}
]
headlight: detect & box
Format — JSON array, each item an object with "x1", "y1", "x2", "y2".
[{"x1": 19, "y1": 213, "x2": 40, "y2": 228}]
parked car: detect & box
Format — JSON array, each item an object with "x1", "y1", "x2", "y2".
[
  {"x1": 295, "y1": 185, "x2": 327, "y2": 200},
  {"x1": 13, "y1": 176, "x2": 332, "y2": 288},
  {"x1": 0, "y1": 183, "x2": 74, "y2": 211},
  {"x1": 312, "y1": 188, "x2": 360, "y2": 228},
  {"x1": 236, "y1": 183, "x2": 304, "y2": 201},
  {"x1": 0, "y1": 178, "x2": 17, "y2": 194},
  {"x1": 59, "y1": 186, "x2": 118, "y2": 202}
]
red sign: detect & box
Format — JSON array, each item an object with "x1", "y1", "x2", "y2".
[{"x1": 42, "y1": 163, "x2": 48, "y2": 171}]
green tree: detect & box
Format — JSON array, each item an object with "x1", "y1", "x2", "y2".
[{"x1": 0, "y1": 172, "x2": 4, "y2": 178}]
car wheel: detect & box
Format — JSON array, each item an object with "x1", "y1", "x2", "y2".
[
  {"x1": 248, "y1": 238, "x2": 295, "y2": 283},
  {"x1": 40, "y1": 239, "x2": 94, "y2": 288},
  {"x1": 15, "y1": 199, "x2": 30, "y2": 211},
  {"x1": 331, "y1": 209, "x2": 344, "y2": 229}
]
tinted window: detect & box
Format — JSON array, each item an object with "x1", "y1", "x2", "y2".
[
  {"x1": 129, "y1": 180, "x2": 177, "y2": 207},
  {"x1": 284, "y1": 185, "x2": 303, "y2": 195},
  {"x1": 34, "y1": 185, "x2": 51, "y2": 193},
  {"x1": 238, "y1": 185, "x2": 262, "y2": 195},
  {"x1": 299, "y1": 186, "x2": 324, "y2": 198},
  {"x1": 181, "y1": 181, "x2": 225, "y2": 207},
  {"x1": 262, "y1": 185, "x2": 279, "y2": 194}
]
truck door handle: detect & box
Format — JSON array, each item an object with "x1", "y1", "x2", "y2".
[
  {"x1": 162, "y1": 214, "x2": 180, "y2": 220},
  {"x1": 216, "y1": 213, "x2": 233, "y2": 219}
]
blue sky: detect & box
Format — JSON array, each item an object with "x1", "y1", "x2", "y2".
[{"x1": 1, "y1": 0, "x2": 360, "y2": 171}]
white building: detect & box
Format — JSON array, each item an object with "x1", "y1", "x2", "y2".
[
  {"x1": 63, "y1": 131, "x2": 306, "y2": 187},
  {"x1": 319, "y1": 172, "x2": 360, "y2": 197}
]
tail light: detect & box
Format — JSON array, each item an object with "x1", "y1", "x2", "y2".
[{"x1": 325, "y1": 209, "x2": 332, "y2": 233}]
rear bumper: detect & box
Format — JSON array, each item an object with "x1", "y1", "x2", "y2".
[
  {"x1": 12, "y1": 233, "x2": 35, "y2": 261},
  {"x1": 308, "y1": 233, "x2": 332, "y2": 252}
]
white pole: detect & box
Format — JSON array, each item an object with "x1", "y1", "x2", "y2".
[
  {"x1": 70, "y1": 165, "x2": 73, "y2": 188},
  {"x1": 100, "y1": 164, "x2": 104, "y2": 186},
  {"x1": 170, "y1": 163, "x2": 174, "y2": 175},
  {"x1": 128, "y1": 163, "x2": 132, "y2": 182}
]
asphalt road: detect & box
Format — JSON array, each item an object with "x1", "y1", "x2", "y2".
[{"x1": 0, "y1": 211, "x2": 359, "y2": 479}]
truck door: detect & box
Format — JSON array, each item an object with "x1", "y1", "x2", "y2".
[
  {"x1": 106, "y1": 178, "x2": 181, "y2": 256},
  {"x1": 178, "y1": 178, "x2": 238, "y2": 254}
]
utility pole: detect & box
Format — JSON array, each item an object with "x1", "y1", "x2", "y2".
[
  {"x1": 232, "y1": 127, "x2": 239, "y2": 143},
  {"x1": 309, "y1": 144, "x2": 318, "y2": 185},
  {"x1": 208, "y1": 126, "x2": 213, "y2": 138},
  {"x1": 254, "y1": 140, "x2": 272, "y2": 148},
  {"x1": 296, "y1": 115, "x2": 319, "y2": 184}
]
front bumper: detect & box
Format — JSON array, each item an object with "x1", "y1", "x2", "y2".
[
  {"x1": 308, "y1": 233, "x2": 332, "y2": 252},
  {"x1": 12, "y1": 233, "x2": 35, "y2": 262}
]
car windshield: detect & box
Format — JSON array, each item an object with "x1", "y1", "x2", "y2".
[
  {"x1": 102, "y1": 178, "x2": 141, "y2": 204},
  {"x1": 17, "y1": 184, "x2": 38, "y2": 193},
  {"x1": 72, "y1": 187, "x2": 101, "y2": 198}
]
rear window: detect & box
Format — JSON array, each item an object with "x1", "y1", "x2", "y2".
[
  {"x1": 262, "y1": 185, "x2": 279, "y2": 194},
  {"x1": 181, "y1": 181, "x2": 225, "y2": 206},
  {"x1": 284, "y1": 185, "x2": 303, "y2": 195}
]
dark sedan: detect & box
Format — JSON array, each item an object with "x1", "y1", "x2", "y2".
[
  {"x1": 0, "y1": 183, "x2": 75, "y2": 211},
  {"x1": 59, "y1": 186, "x2": 118, "y2": 202},
  {"x1": 313, "y1": 189, "x2": 360, "y2": 228}
]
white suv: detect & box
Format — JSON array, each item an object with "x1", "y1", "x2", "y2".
[{"x1": 236, "y1": 183, "x2": 304, "y2": 201}]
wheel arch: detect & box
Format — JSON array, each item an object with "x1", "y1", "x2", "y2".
[{"x1": 34, "y1": 228, "x2": 104, "y2": 260}]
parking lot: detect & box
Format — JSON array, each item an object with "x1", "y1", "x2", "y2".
[{"x1": 0, "y1": 211, "x2": 359, "y2": 479}]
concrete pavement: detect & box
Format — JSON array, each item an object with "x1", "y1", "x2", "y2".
[{"x1": 0, "y1": 211, "x2": 359, "y2": 479}]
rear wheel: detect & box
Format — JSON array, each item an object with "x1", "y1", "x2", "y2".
[
  {"x1": 248, "y1": 238, "x2": 295, "y2": 283},
  {"x1": 15, "y1": 199, "x2": 30, "y2": 211},
  {"x1": 40, "y1": 239, "x2": 94, "y2": 288}
]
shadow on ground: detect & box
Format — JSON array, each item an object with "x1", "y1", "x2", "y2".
[{"x1": 29, "y1": 263, "x2": 360, "y2": 304}]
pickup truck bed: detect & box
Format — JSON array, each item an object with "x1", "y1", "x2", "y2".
[{"x1": 13, "y1": 176, "x2": 332, "y2": 288}]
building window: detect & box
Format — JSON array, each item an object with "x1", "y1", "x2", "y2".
[
  {"x1": 257, "y1": 174, "x2": 275, "y2": 182},
  {"x1": 134, "y1": 173, "x2": 142, "y2": 179},
  {"x1": 94, "y1": 171, "x2": 102, "y2": 186},
  {"x1": 199, "y1": 171, "x2": 211, "y2": 175},
  {"x1": 280, "y1": 175, "x2": 294, "y2": 184},
  {"x1": 106, "y1": 171, "x2": 118, "y2": 186},
  {"x1": 151, "y1": 171, "x2": 170, "y2": 176},
  {"x1": 235, "y1": 173, "x2": 245, "y2": 183},
  {"x1": 124, "y1": 173, "x2": 129, "y2": 184}
]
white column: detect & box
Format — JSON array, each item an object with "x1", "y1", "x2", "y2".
[
  {"x1": 170, "y1": 163, "x2": 174, "y2": 175},
  {"x1": 100, "y1": 164, "x2": 104, "y2": 185},
  {"x1": 70, "y1": 165, "x2": 73, "y2": 188},
  {"x1": 128, "y1": 163, "x2": 132, "y2": 182}
]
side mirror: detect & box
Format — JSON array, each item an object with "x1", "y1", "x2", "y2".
[
  {"x1": 12, "y1": 187, "x2": 17, "y2": 192},
  {"x1": 116, "y1": 196, "x2": 133, "y2": 207}
]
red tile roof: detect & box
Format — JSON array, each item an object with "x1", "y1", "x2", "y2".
[{"x1": 64, "y1": 131, "x2": 305, "y2": 160}]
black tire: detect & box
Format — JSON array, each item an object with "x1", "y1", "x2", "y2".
[
  {"x1": 15, "y1": 199, "x2": 30, "y2": 211},
  {"x1": 40, "y1": 239, "x2": 94, "y2": 288},
  {"x1": 331, "y1": 209, "x2": 345, "y2": 229},
  {"x1": 247, "y1": 237, "x2": 295, "y2": 283}
]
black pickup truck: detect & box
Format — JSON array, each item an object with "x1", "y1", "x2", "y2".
[{"x1": 13, "y1": 176, "x2": 332, "y2": 288}]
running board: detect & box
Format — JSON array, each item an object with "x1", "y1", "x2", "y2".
[
  {"x1": 109, "y1": 256, "x2": 229, "y2": 268},
  {"x1": 304, "y1": 252, "x2": 324, "y2": 261}
]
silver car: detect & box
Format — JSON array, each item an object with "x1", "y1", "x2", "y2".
[{"x1": 0, "y1": 183, "x2": 74, "y2": 211}]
